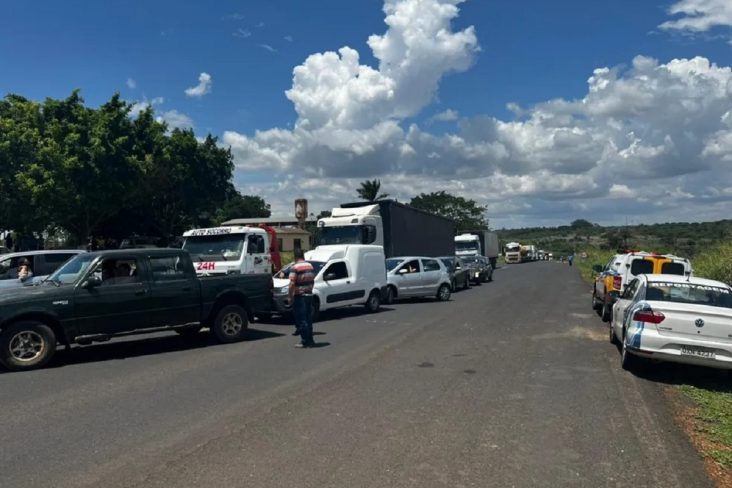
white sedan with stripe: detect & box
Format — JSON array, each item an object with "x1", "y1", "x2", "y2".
[{"x1": 610, "y1": 274, "x2": 732, "y2": 371}]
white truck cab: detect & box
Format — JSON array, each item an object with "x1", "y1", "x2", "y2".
[
  {"x1": 455, "y1": 234, "x2": 480, "y2": 257},
  {"x1": 182, "y1": 226, "x2": 271, "y2": 276},
  {"x1": 272, "y1": 245, "x2": 386, "y2": 317}
]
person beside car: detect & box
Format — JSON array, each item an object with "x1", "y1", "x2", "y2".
[{"x1": 289, "y1": 248, "x2": 316, "y2": 348}]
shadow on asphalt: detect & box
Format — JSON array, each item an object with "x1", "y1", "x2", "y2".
[
  {"x1": 257, "y1": 306, "x2": 396, "y2": 326},
  {"x1": 33, "y1": 328, "x2": 285, "y2": 371}
]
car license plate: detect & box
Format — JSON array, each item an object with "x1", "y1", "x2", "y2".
[{"x1": 680, "y1": 345, "x2": 716, "y2": 359}]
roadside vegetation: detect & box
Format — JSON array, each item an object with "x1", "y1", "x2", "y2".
[{"x1": 679, "y1": 385, "x2": 732, "y2": 469}]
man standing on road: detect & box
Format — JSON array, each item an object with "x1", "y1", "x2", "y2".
[{"x1": 289, "y1": 248, "x2": 316, "y2": 348}]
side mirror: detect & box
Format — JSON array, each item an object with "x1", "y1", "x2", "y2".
[
  {"x1": 324, "y1": 273, "x2": 337, "y2": 281},
  {"x1": 592, "y1": 264, "x2": 603, "y2": 273},
  {"x1": 398, "y1": 268, "x2": 408, "y2": 275},
  {"x1": 82, "y1": 276, "x2": 102, "y2": 289}
]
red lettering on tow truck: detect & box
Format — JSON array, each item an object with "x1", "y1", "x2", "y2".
[{"x1": 197, "y1": 262, "x2": 216, "y2": 271}]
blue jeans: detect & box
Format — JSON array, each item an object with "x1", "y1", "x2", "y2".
[{"x1": 293, "y1": 295, "x2": 314, "y2": 345}]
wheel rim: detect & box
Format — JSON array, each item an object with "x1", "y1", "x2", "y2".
[
  {"x1": 221, "y1": 312, "x2": 243, "y2": 336},
  {"x1": 9, "y1": 331, "x2": 45, "y2": 362},
  {"x1": 370, "y1": 294, "x2": 379, "y2": 309},
  {"x1": 440, "y1": 286, "x2": 450, "y2": 300}
]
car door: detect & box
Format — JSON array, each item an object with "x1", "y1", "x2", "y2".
[
  {"x1": 420, "y1": 258, "x2": 443, "y2": 295},
  {"x1": 612, "y1": 278, "x2": 641, "y2": 338},
  {"x1": 73, "y1": 256, "x2": 154, "y2": 336},
  {"x1": 394, "y1": 259, "x2": 423, "y2": 297},
  {"x1": 320, "y1": 260, "x2": 362, "y2": 307},
  {"x1": 147, "y1": 253, "x2": 200, "y2": 327}
]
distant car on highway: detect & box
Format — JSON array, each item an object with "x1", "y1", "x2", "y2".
[
  {"x1": 385, "y1": 256, "x2": 452, "y2": 303},
  {"x1": 610, "y1": 274, "x2": 732, "y2": 372},
  {"x1": 461, "y1": 255, "x2": 493, "y2": 284},
  {"x1": 438, "y1": 256, "x2": 471, "y2": 291}
]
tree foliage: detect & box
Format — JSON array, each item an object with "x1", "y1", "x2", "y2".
[
  {"x1": 409, "y1": 191, "x2": 488, "y2": 231},
  {"x1": 0, "y1": 91, "x2": 263, "y2": 246},
  {"x1": 356, "y1": 179, "x2": 389, "y2": 202}
]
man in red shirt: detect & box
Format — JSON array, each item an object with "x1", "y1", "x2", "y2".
[{"x1": 289, "y1": 247, "x2": 316, "y2": 348}]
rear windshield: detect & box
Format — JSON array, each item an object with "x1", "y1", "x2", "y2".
[
  {"x1": 630, "y1": 259, "x2": 654, "y2": 275},
  {"x1": 646, "y1": 282, "x2": 732, "y2": 308},
  {"x1": 661, "y1": 262, "x2": 686, "y2": 275}
]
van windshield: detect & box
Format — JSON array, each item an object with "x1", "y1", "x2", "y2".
[{"x1": 183, "y1": 235, "x2": 245, "y2": 261}]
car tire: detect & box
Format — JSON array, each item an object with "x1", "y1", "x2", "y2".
[
  {"x1": 609, "y1": 324, "x2": 618, "y2": 345},
  {"x1": 365, "y1": 290, "x2": 381, "y2": 313},
  {"x1": 211, "y1": 305, "x2": 249, "y2": 343},
  {"x1": 591, "y1": 291, "x2": 598, "y2": 311},
  {"x1": 385, "y1": 286, "x2": 396, "y2": 305},
  {"x1": 451, "y1": 279, "x2": 457, "y2": 291},
  {"x1": 620, "y1": 338, "x2": 640, "y2": 372},
  {"x1": 463, "y1": 278, "x2": 470, "y2": 290},
  {"x1": 0, "y1": 321, "x2": 57, "y2": 371},
  {"x1": 487, "y1": 272, "x2": 493, "y2": 282},
  {"x1": 601, "y1": 298, "x2": 612, "y2": 323},
  {"x1": 437, "y1": 284, "x2": 451, "y2": 301}
]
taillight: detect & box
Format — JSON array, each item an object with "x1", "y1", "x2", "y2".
[
  {"x1": 632, "y1": 310, "x2": 665, "y2": 324},
  {"x1": 612, "y1": 276, "x2": 622, "y2": 290}
]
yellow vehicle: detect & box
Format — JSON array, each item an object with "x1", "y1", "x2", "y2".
[{"x1": 591, "y1": 251, "x2": 692, "y2": 322}]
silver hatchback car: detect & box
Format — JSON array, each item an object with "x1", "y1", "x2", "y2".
[{"x1": 384, "y1": 256, "x2": 452, "y2": 304}]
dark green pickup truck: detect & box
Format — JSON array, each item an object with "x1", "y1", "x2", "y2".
[{"x1": 0, "y1": 249, "x2": 272, "y2": 371}]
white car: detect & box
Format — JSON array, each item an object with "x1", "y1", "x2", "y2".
[
  {"x1": 385, "y1": 256, "x2": 452, "y2": 303},
  {"x1": 610, "y1": 274, "x2": 732, "y2": 372}
]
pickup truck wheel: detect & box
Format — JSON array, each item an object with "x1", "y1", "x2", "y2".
[
  {"x1": 0, "y1": 321, "x2": 57, "y2": 371},
  {"x1": 601, "y1": 298, "x2": 612, "y2": 323},
  {"x1": 437, "y1": 284, "x2": 451, "y2": 301},
  {"x1": 592, "y1": 291, "x2": 602, "y2": 312},
  {"x1": 365, "y1": 290, "x2": 381, "y2": 313},
  {"x1": 212, "y1": 305, "x2": 249, "y2": 343}
]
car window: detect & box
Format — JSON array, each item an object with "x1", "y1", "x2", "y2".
[
  {"x1": 35, "y1": 253, "x2": 77, "y2": 275},
  {"x1": 247, "y1": 234, "x2": 266, "y2": 254},
  {"x1": 629, "y1": 259, "x2": 653, "y2": 276},
  {"x1": 0, "y1": 255, "x2": 33, "y2": 280},
  {"x1": 324, "y1": 261, "x2": 349, "y2": 280},
  {"x1": 423, "y1": 259, "x2": 441, "y2": 272},
  {"x1": 646, "y1": 282, "x2": 732, "y2": 308},
  {"x1": 661, "y1": 261, "x2": 685, "y2": 275},
  {"x1": 400, "y1": 260, "x2": 421, "y2": 274},
  {"x1": 439, "y1": 258, "x2": 454, "y2": 271},
  {"x1": 623, "y1": 279, "x2": 639, "y2": 299},
  {"x1": 92, "y1": 258, "x2": 142, "y2": 286},
  {"x1": 150, "y1": 255, "x2": 189, "y2": 281}
]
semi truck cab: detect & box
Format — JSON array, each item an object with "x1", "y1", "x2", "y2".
[{"x1": 182, "y1": 226, "x2": 271, "y2": 276}]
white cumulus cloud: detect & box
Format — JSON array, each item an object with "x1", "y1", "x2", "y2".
[
  {"x1": 184, "y1": 72, "x2": 212, "y2": 97},
  {"x1": 126, "y1": 78, "x2": 136, "y2": 89},
  {"x1": 156, "y1": 110, "x2": 194, "y2": 130},
  {"x1": 223, "y1": 0, "x2": 732, "y2": 227},
  {"x1": 660, "y1": 0, "x2": 732, "y2": 33}
]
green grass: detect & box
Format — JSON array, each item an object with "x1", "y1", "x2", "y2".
[
  {"x1": 692, "y1": 241, "x2": 732, "y2": 286},
  {"x1": 576, "y1": 247, "x2": 616, "y2": 284},
  {"x1": 678, "y1": 385, "x2": 732, "y2": 467}
]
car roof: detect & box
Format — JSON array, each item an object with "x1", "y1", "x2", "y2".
[
  {"x1": 0, "y1": 249, "x2": 84, "y2": 259},
  {"x1": 642, "y1": 274, "x2": 730, "y2": 288},
  {"x1": 387, "y1": 256, "x2": 436, "y2": 261}
]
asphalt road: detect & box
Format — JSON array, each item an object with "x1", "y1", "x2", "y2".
[{"x1": 0, "y1": 262, "x2": 713, "y2": 487}]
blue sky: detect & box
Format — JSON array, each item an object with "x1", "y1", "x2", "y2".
[{"x1": 2, "y1": 0, "x2": 732, "y2": 228}]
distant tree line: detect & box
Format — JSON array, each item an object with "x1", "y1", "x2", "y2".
[{"x1": 0, "y1": 91, "x2": 270, "y2": 249}]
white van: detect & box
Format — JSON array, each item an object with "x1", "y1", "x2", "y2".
[
  {"x1": 272, "y1": 245, "x2": 386, "y2": 318},
  {"x1": 182, "y1": 226, "x2": 271, "y2": 276}
]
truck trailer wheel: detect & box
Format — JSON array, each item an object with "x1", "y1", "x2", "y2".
[
  {"x1": 0, "y1": 321, "x2": 57, "y2": 371},
  {"x1": 212, "y1": 305, "x2": 249, "y2": 343},
  {"x1": 365, "y1": 290, "x2": 381, "y2": 313}
]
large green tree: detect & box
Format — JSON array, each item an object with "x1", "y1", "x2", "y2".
[
  {"x1": 410, "y1": 191, "x2": 488, "y2": 231},
  {"x1": 0, "y1": 90, "x2": 267, "y2": 246},
  {"x1": 356, "y1": 179, "x2": 389, "y2": 202},
  {"x1": 214, "y1": 190, "x2": 271, "y2": 223}
]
